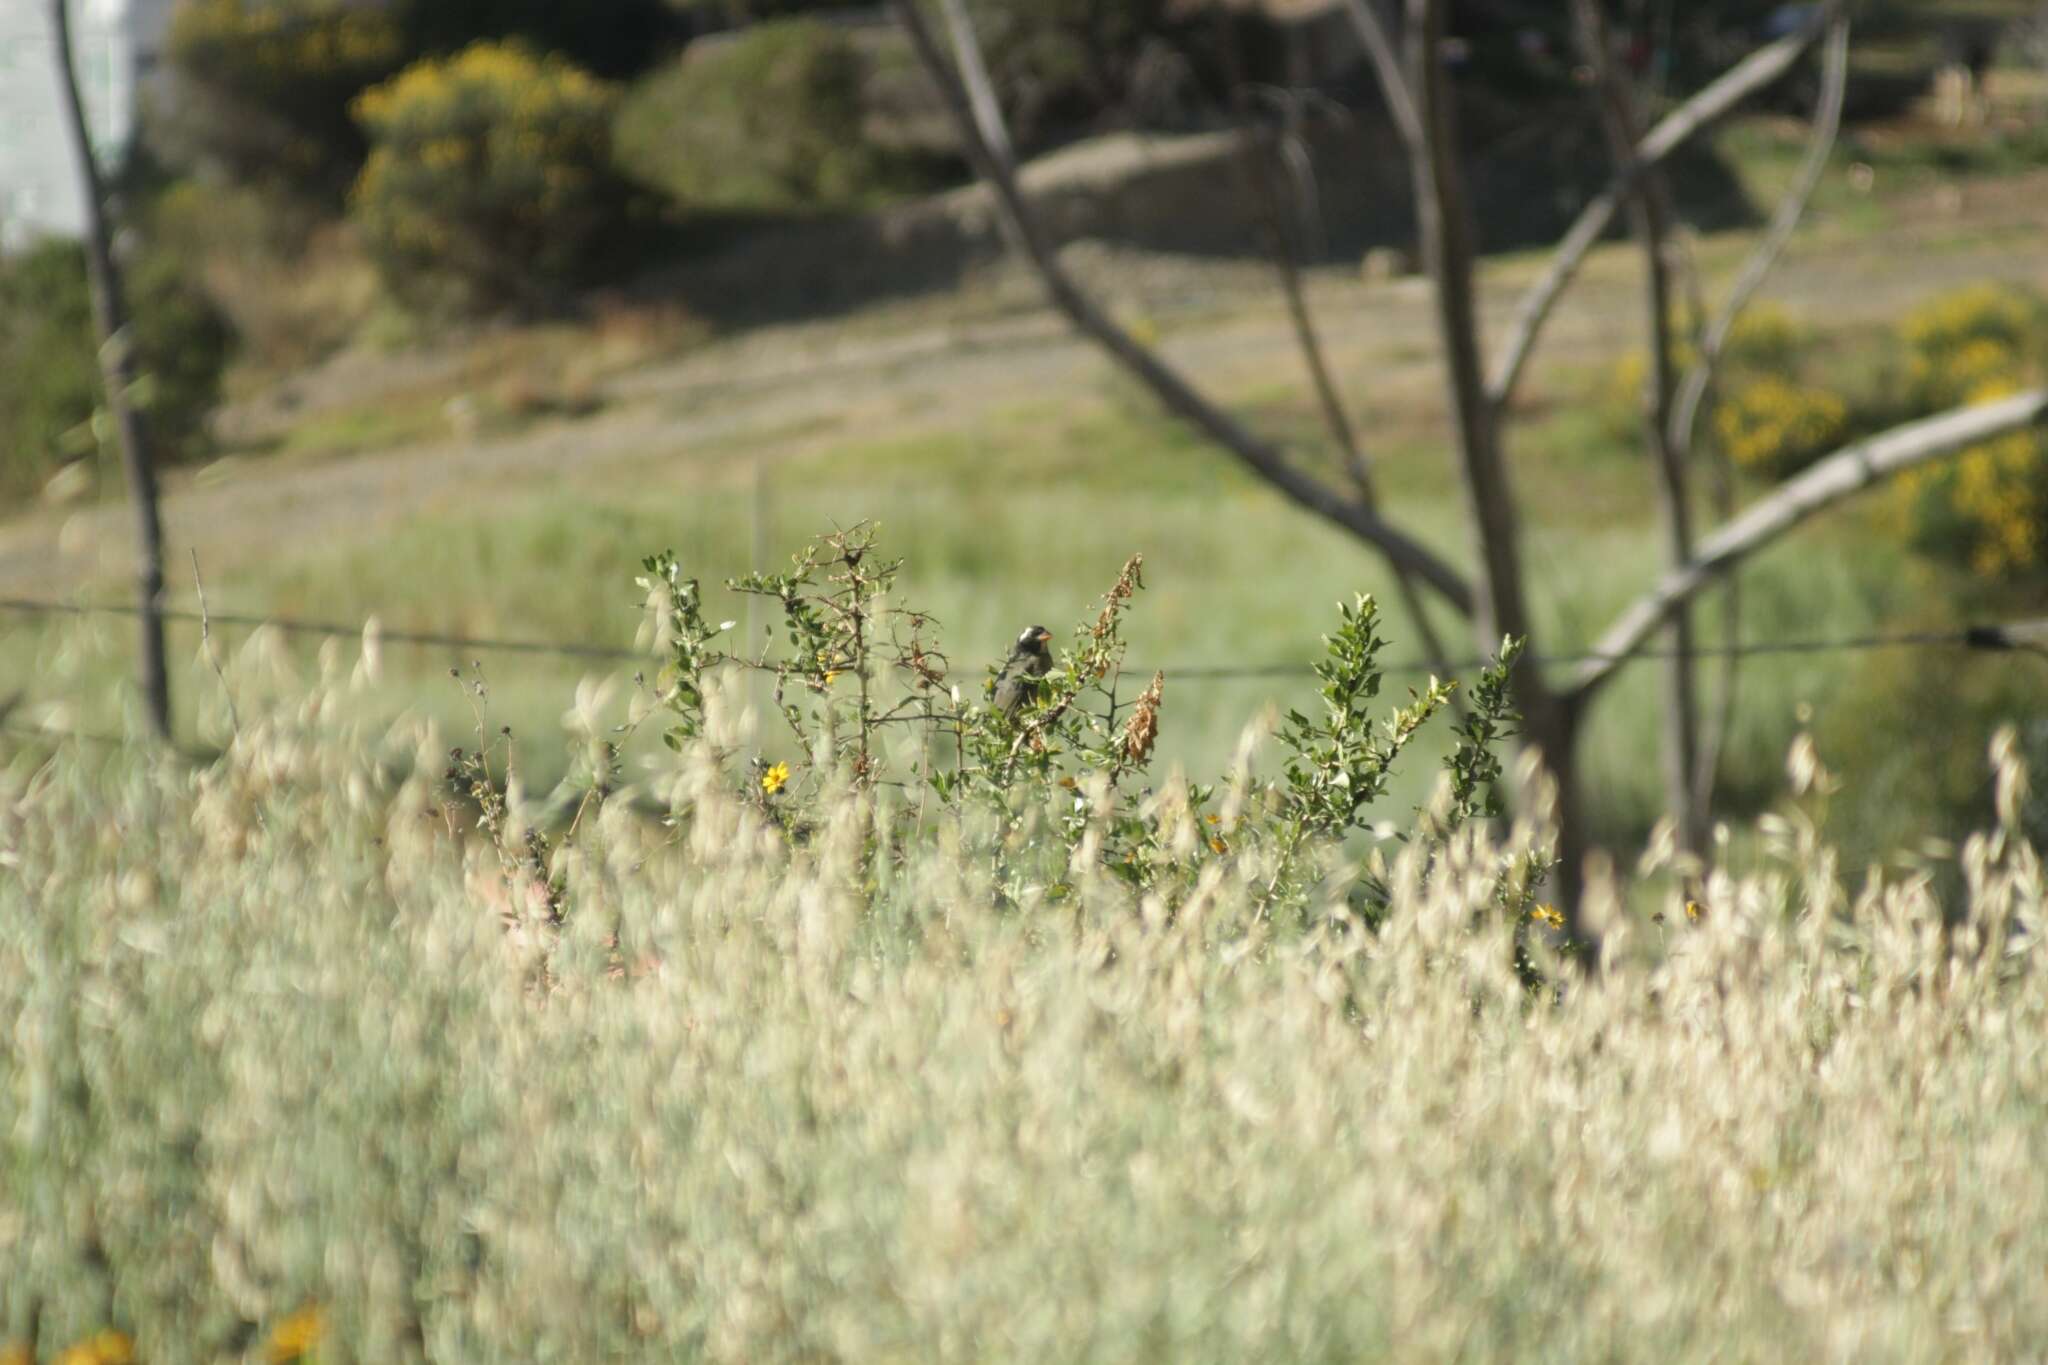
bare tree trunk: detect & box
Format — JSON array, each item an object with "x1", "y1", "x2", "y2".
[
  {"x1": 1398, "y1": 0, "x2": 1587, "y2": 910},
  {"x1": 50, "y1": 0, "x2": 170, "y2": 740},
  {"x1": 1401, "y1": 2, "x2": 1532, "y2": 653},
  {"x1": 1576, "y1": 0, "x2": 1703, "y2": 853}
]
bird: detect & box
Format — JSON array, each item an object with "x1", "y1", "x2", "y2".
[{"x1": 992, "y1": 625, "x2": 1053, "y2": 715}]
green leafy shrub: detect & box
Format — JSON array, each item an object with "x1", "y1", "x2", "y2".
[
  {"x1": 349, "y1": 42, "x2": 634, "y2": 314},
  {"x1": 0, "y1": 239, "x2": 231, "y2": 500},
  {"x1": 630, "y1": 526, "x2": 1532, "y2": 925},
  {"x1": 614, "y1": 21, "x2": 900, "y2": 214}
]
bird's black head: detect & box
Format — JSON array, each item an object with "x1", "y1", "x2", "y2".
[{"x1": 1015, "y1": 624, "x2": 1053, "y2": 656}]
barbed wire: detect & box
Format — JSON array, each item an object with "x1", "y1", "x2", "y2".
[{"x1": 2, "y1": 592, "x2": 2045, "y2": 684}]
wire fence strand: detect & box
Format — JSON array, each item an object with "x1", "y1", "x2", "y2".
[{"x1": 3, "y1": 592, "x2": 2045, "y2": 684}]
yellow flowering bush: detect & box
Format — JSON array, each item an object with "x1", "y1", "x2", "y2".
[
  {"x1": 1713, "y1": 375, "x2": 1850, "y2": 478},
  {"x1": 266, "y1": 1303, "x2": 325, "y2": 1363},
  {"x1": 1889, "y1": 285, "x2": 2048, "y2": 581},
  {"x1": 50, "y1": 1330, "x2": 134, "y2": 1365},
  {"x1": 1892, "y1": 382, "x2": 2048, "y2": 579},
  {"x1": 1899, "y1": 284, "x2": 2048, "y2": 409},
  {"x1": 350, "y1": 43, "x2": 632, "y2": 313},
  {"x1": 1900, "y1": 283, "x2": 2040, "y2": 364},
  {"x1": 1601, "y1": 303, "x2": 1814, "y2": 451}
]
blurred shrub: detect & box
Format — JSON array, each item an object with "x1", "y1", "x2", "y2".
[
  {"x1": 1888, "y1": 285, "x2": 2048, "y2": 581},
  {"x1": 1712, "y1": 376, "x2": 1850, "y2": 479},
  {"x1": 147, "y1": 181, "x2": 379, "y2": 371},
  {"x1": 349, "y1": 43, "x2": 634, "y2": 314},
  {"x1": 400, "y1": 0, "x2": 681, "y2": 79},
  {"x1": 164, "y1": 0, "x2": 408, "y2": 201},
  {"x1": 969, "y1": 0, "x2": 1185, "y2": 146},
  {"x1": 672, "y1": 0, "x2": 870, "y2": 17},
  {"x1": 0, "y1": 240, "x2": 231, "y2": 500},
  {"x1": 163, "y1": 0, "x2": 678, "y2": 203},
  {"x1": 615, "y1": 21, "x2": 902, "y2": 214},
  {"x1": 1718, "y1": 302, "x2": 1810, "y2": 373}
]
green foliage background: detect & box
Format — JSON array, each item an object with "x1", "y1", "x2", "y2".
[
  {"x1": 614, "y1": 21, "x2": 901, "y2": 214},
  {"x1": 0, "y1": 240, "x2": 231, "y2": 499}
]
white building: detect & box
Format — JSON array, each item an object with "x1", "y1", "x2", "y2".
[{"x1": 0, "y1": 0, "x2": 177, "y2": 248}]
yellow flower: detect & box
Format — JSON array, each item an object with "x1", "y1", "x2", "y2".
[
  {"x1": 822, "y1": 670, "x2": 842, "y2": 686},
  {"x1": 267, "y1": 1304, "x2": 325, "y2": 1364},
  {"x1": 1529, "y1": 903, "x2": 1566, "y2": 931},
  {"x1": 53, "y1": 1330, "x2": 134, "y2": 1365},
  {"x1": 1209, "y1": 836, "x2": 1228, "y2": 855},
  {"x1": 1685, "y1": 900, "x2": 1704, "y2": 922},
  {"x1": 1204, "y1": 813, "x2": 1220, "y2": 825},
  {"x1": 1715, "y1": 377, "x2": 1848, "y2": 477},
  {"x1": 761, "y1": 761, "x2": 790, "y2": 795}
]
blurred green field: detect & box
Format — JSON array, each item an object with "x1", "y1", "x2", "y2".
[
  {"x1": 3, "y1": 373, "x2": 2012, "y2": 869},
  {"x1": 6, "y1": 123, "x2": 2048, "y2": 868}
]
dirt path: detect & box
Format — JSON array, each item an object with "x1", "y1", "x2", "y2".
[{"x1": 4, "y1": 170, "x2": 2044, "y2": 596}]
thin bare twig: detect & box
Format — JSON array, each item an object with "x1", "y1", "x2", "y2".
[
  {"x1": 1337, "y1": 0, "x2": 1422, "y2": 148},
  {"x1": 189, "y1": 549, "x2": 240, "y2": 738},
  {"x1": 1671, "y1": 17, "x2": 1852, "y2": 459},
  {"x1": 1221, "y1": 62, "x2": 1463, "y2": 704},
  {"x1": 1571, "y1": 390, "x2": 2048, "y2": 700}
]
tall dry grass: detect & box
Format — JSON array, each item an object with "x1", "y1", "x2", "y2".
[{"x1": 2, "y1": 653, "x2": 2044, "y2": 1363}]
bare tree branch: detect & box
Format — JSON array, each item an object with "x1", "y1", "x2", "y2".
[
  {"x1": 891, "y1": 0, "x2": 1476, "y2": 614},
  {"x1": 1222, "y1": 71, "x2": 1463, "y2": 700},
  {"x1": 938, "y1": 0, "x2": 1013, "y2": 170},
  {"x1": 1670, "y1": 17, "x2": 1851, "y2": 457},
  {"x1": 1239, "y1": 116, "x2": 1375, "y2": 500},
  {"x1": 1570, "y1": 391, "x2": 2048, "y2": 700},
  {"x1": 1337, "y1": 0, "x2": 1422, "y2": 148},
  {"x1": 1485, "y1": 10, "x2": 1835, "y2": 413},
  {"x1": 50, "y1": 0, "x2": 170, "y2": 739}
]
